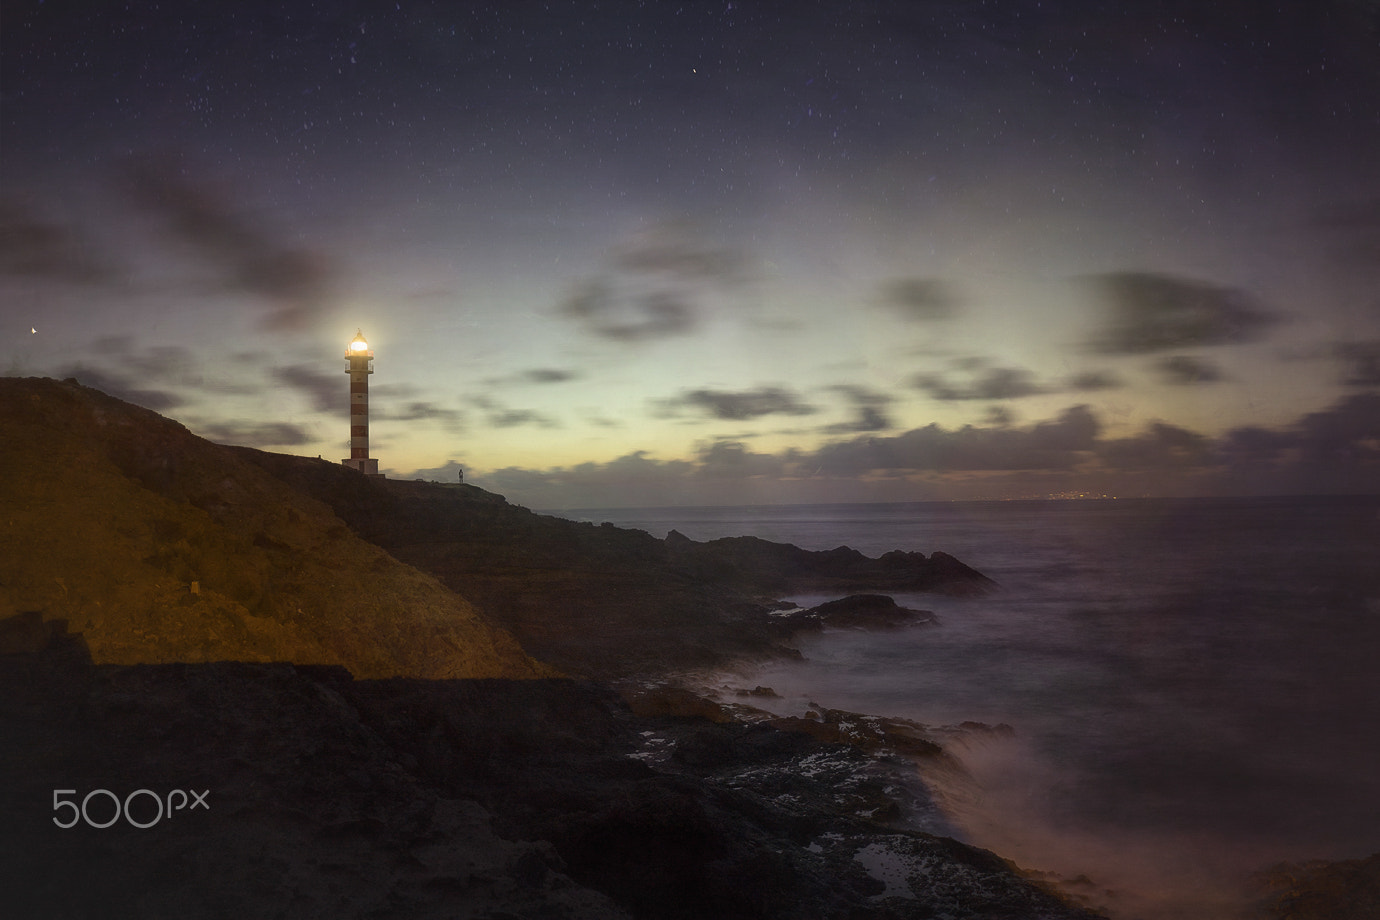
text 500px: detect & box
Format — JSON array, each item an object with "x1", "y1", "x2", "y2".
[{"x1": 52, "y1": 789, "x2": 209, "y2": 828}]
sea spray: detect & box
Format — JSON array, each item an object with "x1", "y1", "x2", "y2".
[{"x1": 577, "y1": 497, "x2": 1380, "y2": 919}]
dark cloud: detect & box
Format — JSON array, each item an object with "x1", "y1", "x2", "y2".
[
  {"x1": 822, "y1": 406, "x2": 895, "y2": 434},
  {"x1": 611, "y1": 222, "x2": 745, "y2": 282},
  {"x1": 821, "y1": 384, "x2": 897, "y2": 432},
  {"x1": 372, "y1": 382, "x2": 423, "y2": 399},
  {"x1": 696, "y1": 440, "x2": 787, "y2": 479},
  {"x1": 1067, "y1": 370, "x2": 1124, "y2": 391},
  {"x1": 663, "y1": 386, "x2": 818, "y2": 421},
  {"x1": 199, "y1": 420, "x2": 313, "y2": 448},
  {"x1": 826, "y1": 384, "x2": 896, "y2": 406},
  {"x1": 1155, "y1": 354, "x2": 1227, "y2": 385},
  {"x1": 1086, "y1": 271, "x2": 1277, "y2": 355},
  {"x1": 808, "y1": 404, "x2": 1100, "y2": 474},
  {"x1": 450, "y1": 395, "x2": 1379, "y2": 507},
  {"x1": 1334, "y1": 341, "x2": 1380, "y2": 386},
  {"x1": 520, "y1": 368, "x2": 580, "y2": 384},
  {"x1": 460, "y1": 451, "x2": 700, "y2": 508},
  {"x1": 560, "y1": 221, "x2": 746, "y2": 342},
  {"x1": 1099, "y1": 422, "x2": 1211, "y2": 470},
  {"x1": 56, "y1": 364, "x2": 184, "y2": 411},
  {"x1": 561, "y1": 279, "x2": 696, "y2": 342},
  {"x1": 984, "y1": 406, "x2": 1015, "y2": 427},
  {"x1": 878, "y1": 277, "x2": 961, "y2": 322},
  {"x1": 489, "y1": 409, "x2": 557, "y2": 429},
  {"x1": 273, "y1": 365, "x2": 340, "y2": 413},
  {"x1": 1206, "y1": 396, "x2": 1380, "y2": 493},
  {"x1": 0, "y1": 201, "x2": 113, "y2": 284},
  {"x1": 82, "y1": 339, "x2": 222, "y2": 389},
  {"x1": 120, "y1": 156, "x2": 335, "y2": 331},
  {"x1": 571, "y1": 451, "x2": 697, "y2": 483},
  {"x1": 376, "y1": 401, "x2": 466, "y2": 430},
  {"x1": 1217, "y1": 425, "x2": 1296, "y2": 465},
  {"x1": 1293, "y1": 392, "x2": 1380, "y2": 460},
  {"x1": 912, "y1": 365, "x2": 1047, "y2": 400}
]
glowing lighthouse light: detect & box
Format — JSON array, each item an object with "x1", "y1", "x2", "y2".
[{"x1": 341, "y1": 329, "x2": 382, "y2": 477}]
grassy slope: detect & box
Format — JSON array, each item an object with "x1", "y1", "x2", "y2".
[{"x1": 0, "y1": 378, "x2": 554, "y2": 679}]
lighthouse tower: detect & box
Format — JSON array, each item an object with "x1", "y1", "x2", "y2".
[{"x1": 342, "y1": 329, "x2": 381, "y2": 477}]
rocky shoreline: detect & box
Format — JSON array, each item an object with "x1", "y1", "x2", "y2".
[
  {"x1": 3, "y1": 378, "x2": 1374, "y2": 918},
  {"x1": 2, "y1": 621, "x2": 1102, "y2": 919}
]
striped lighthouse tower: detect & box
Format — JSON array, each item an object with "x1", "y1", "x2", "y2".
[{"x1": 342, "y1": 329, "x2": 381, "y2": 477}]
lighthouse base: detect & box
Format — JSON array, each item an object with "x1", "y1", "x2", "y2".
[{"x1": 342, "y1": 458, "x2": 382, "y2": 477}]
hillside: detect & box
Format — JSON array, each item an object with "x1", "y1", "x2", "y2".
[
  {"x1": 232, "y1": 447, "x2": 994, "y2": 677},
  {"x1": 0, "y1": 377, "x2": 551, "y2": 679}
]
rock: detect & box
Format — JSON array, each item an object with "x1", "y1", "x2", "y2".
[
  {"x1": 664, "y1": 528, "x2": 695, "y2": 546},
  {"x1": 1, "y1": 640, "x2": 1105, "y2": 920},
  {"x1": 1249, "y1": 853, "x2": 1380, "y2": 920},
  {"x1": 804, "y1": 594, "x2": 935, "y2": 629}
]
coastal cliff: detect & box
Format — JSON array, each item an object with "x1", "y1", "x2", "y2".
[
  {"x1": 231, "y1": 445, "x2": 994, "y2": 677},
  {"x1": 3, "y1": 377, "x2": 1105, "y2": 919},
  {"x1": 0, "y1": 377, "x2": 550, "y2": 679},
  {"x1": 1, "y1": 376, "x2": 992, "y2": 679}
]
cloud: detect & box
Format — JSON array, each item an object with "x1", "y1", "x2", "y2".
[
  {"x1": 1067, "y1": 370, "x2": 1124, "y2": 391},
  {"x1": 1155, "y1": 354, "x2": 1227, "y2": 385},
  {"x1": 375, "y1": 401, "x2": 466, "y2": 430},
  {"x1": 826, "y1": 384, "x2": 896, "y2": 406},
  {"x1": 661, "y1": 386, "x2": 819, "y2": 421},
  {"x1": 559, "y1": 220, "x2": 747, "y2": 342},
  {"x1": 1098, "y1": 422, "x2": 1211, "y2": 470},
  {"x1": 820, "y1": 384, "x2": 897, "y2": 432},
  {"x1": 1292, "y1": 391, "x2": 1380, "y2": 459},
  {"x1": 877, "y1": 277, "x2": 961, "y2": 322},
  {"x1": 55, "y1": 364, "x2": 184, "y2": 411},
  {"x1": 489, "y1": 409, "x2": 557, "y2": 429},
  {"x1": 443, "y1": 396, "x2": 1379, "y2": 507},
  {"x1": 1085, "y1": 271, "x2": 1277, "y2": 354},
  {"x1": 1334, "y1": 341, "x2": 1380, "y2": 386},
  {"x1": 696, "y1": 440, "x2": 787, "y2": 479},
  {"x1": 0, "y1": 201, "x2": 113, "y2": 284},
  {"x1": 822, "y1": 406, "x2": 894, "y2": 433},
  {"x1": 983, "y1": 406, "x2": 1015, "y2": 427},
  {"x1": 1216, "y1": 425, "x2": 1296, "y2": 465},
  {"x1": 272, "y1": 365, "x2": 340, "y2": 413},
  {"x1": 199, "y1": 420, "x2": 313, "y2": 448},
  {"x1": 1207, "y1": 393, "x2": 1380, "y2": 492},
  {"x1": 807, "y1": 404, "x2": 1101, "y2": 474},
  {"x1": 519, "y1": 368, "x2": 580, "y2": 384},
  {"x1": 611, "y1": 221, "x2": 746, "y2": 281},
  {"x1": 912, "y1": 364, "x2": 1047, "y2": 400},
  {"x1": 120, "y1": 156, "x2": 335, "y2": 331},
  {"x1": 561, "y1": 279, "x2": 696, "y2": 342}
]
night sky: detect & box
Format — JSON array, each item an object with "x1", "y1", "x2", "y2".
[{"x1": 4, "y1": 1, "x2": 1378, "y2": 507}]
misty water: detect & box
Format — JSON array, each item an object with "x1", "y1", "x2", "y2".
[{"x1": 563, "y1": 496, "x2": 1380, "y2": 919}]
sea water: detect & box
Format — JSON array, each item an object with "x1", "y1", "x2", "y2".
[{"x1": 560, "y1": 496, "x2": 1380, "y2": 919}]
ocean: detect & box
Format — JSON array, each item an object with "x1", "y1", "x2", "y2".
[{"x1": 560, "y1": 496, "x2": 1380, "y2": 919}]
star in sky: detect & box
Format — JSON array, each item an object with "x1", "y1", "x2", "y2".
[{"x1": 3, "y1": 0, "x2": 1378, "y2": 505}]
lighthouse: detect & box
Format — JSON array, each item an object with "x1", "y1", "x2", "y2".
[{"x1": 342, "y1": 329, "x2": 381, "y2": 477}]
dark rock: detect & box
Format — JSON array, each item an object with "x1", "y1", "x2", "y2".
[
  {"x1": 1249, "y1": 853, "x2": 1380, "y2": 920},
  {"x1": 1, "y1": 642, "x2": 1105, "y2": 920},
  {"x1": 805, "y1": 594, "x2": 935, "y2": 630}
]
